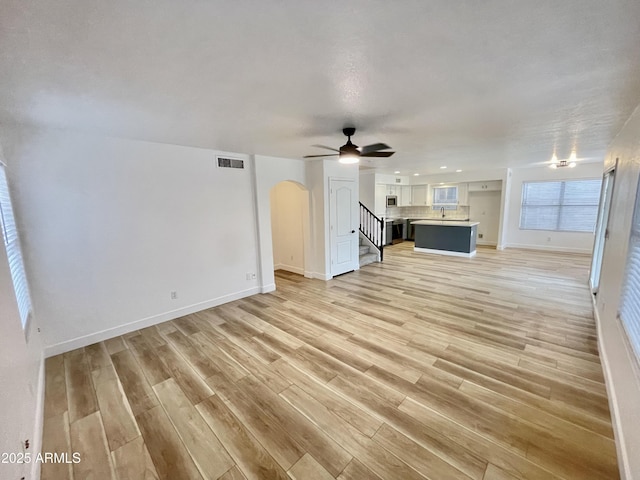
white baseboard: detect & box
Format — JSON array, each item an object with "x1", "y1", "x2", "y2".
[
  {"x1": 311, "y1": 271, "x2": 332, "y2": 281},
  {"x1": 476, "y1": 241, "x2": 497, "y2": 247},
  {"x1": 274, "y1": 264, "x2": 304, "y2": 275},
  {"x1": 30, "y1": 354, "x2": 46, "y2": 480},
  {"x1": 261, "y1": 283, "x2": 276, "y2": 293},
  {"x1": 504, "y1": 243, "x2": 591, "y2": 254},
  {"x1": 43, "y1": 286, "x2": 261, "y2": 357},
  {"x1": 414, "y1": 247, "x2": 476, "y2": 258},
  {"x1": 592, "y1": 295, "x2": 632, "y2": 480}
]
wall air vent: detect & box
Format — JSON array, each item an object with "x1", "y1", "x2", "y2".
[{"x1": 217, "y1": 156, "x2": 245, "y2": 169}]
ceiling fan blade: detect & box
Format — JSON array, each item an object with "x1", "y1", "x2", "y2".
[
  {"x1": 361, "y1": 151, "x2": 395, "y2": 158},
  {"x1": 311, "y1": 144, "x2": 341, "y2": 152},
  {"x1": 303, "y1": 154, "x2": 340, "y2": 158},
  {"x1": 359, "y1": 143, "x2": 391, "y2": 155}
]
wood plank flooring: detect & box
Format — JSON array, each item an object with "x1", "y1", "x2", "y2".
[{"x1": 41, "y1": 244, "x2": 619, "y2": 479}]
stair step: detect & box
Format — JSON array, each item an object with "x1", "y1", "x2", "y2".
[
  {"x1": 359, "y1": 252, "x2": 378, "y2": 267},
  {"x1": 359, "y1": 245, "x2": 370, "y2": 255}
]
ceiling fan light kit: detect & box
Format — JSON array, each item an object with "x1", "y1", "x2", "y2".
[
  {"x1": 338, "y1": 154, "x2": 360, "y2": 164},
  {"x1": 304, "y1": 127, "x2": 395, "y2": 164}
]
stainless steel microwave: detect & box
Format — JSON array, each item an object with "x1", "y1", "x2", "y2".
[{"x1": 386, "y1": 195, "x2": 398, "y2": 207}]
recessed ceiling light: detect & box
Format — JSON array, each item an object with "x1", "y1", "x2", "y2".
[
  {"x1": 456, "y1": 169, "x2": 462, "y2": 173},
  {"x1": 394, "y1": 171, "x2": 400, "y2": 174},
  {"x1": 439, "y1": 182, "x2": 445, "y2": 185},
  {"x1": 413, "y1": 173, "x2": 420, "y2": 176},
  {"x1": 440, "y1": 166, "x2": 447, "y2": 169}
]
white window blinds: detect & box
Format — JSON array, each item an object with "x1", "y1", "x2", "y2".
[
  {"x1": 620, "y1": 178, "x2": 640, "y2": 363},
  {"x1": 433, "y1": 186, "x2": 458, "y2": 204},
  {"x1": 520, "y1": 179, "x2": 601, "y2": 232},
  {"x1": 0, "y1": 164, "x2": 32, "y2": 328}
]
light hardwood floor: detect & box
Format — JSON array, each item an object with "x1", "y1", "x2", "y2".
[{"x1": 41, "y1": 243, "x2": 619, "y2": 479}]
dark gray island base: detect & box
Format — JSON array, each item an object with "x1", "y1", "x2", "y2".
[{"x1": 412, "y1": 220, "x2": 479, "y2": 257}]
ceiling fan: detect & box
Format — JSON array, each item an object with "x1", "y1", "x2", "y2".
[{"x1": 303, "y1": 127, "x2": 395, "y2": 164}]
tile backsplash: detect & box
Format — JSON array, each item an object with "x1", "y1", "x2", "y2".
[{"x1": 386, "y1": 205, "x2": 470, "y2": 220}]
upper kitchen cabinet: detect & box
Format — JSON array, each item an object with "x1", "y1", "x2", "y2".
[
  {"x1": 399, "y1": 185, "x2": 412, "y2": 206},
  {"x1": 458, "y1": 183, "x2": 469, "y2": 205},
  {"x1": 468, "y1": 180, "x2": 502, "y2": 192},
  {"x1": 411, "y1": 185, "x2": 429, "y2": 206},
  {"x1": 374, "y1": 184, "x2": 387, "y2": 215}
]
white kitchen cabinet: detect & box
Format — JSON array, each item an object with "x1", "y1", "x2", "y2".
[
  {"x1": 374, "y1": 184, "x2": 387, "y2": 215},
  {"x1": 386, "y1": 185, "x2": 397, "y2": 196},
  {"x1": 399, "y1": 185, "x2": 412, "y2": 206},
  {"x1": 468, "y1": 180, "x2": 502, "y2": 192},
  {"x1": 458, "y1": 182, "x2": 469, "y2": 205},
  {"x1": 411, "y1": 185, "x2": 429, "y2": 206}
]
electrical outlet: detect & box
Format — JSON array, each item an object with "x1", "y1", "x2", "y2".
[
  {"x1": 547, "y1": 236, "x2": 551, "y2": 242},
  {"x1": 478, "y1": 233, "x2": 483, "y2": 239},
  {"x1": 170, "y1": 291, "x2": 177, "y2": 300}
]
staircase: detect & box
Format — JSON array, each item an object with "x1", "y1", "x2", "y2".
[
  {"x1": 359, "y1": 201, "x2": 384, "y2": 267},
  {"x1": 359, "y1": 236, "x2": 379, "y2": 267}
]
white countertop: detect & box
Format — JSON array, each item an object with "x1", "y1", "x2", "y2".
[{"x1": 412, "y1": 220, "x2": 479, "y2": 227}]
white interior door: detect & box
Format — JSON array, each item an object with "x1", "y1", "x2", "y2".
[{"x1": 330, "y1": 179, "x2": 357, "y2": 277}]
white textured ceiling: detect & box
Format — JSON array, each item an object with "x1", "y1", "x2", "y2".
[{"x1": 1, "y1": 0, "x2": 640, "y2": 175}]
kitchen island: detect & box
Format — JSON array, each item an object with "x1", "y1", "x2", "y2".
[{"x1": 412, "y1": 220, "x2": 479, "y2": 257}]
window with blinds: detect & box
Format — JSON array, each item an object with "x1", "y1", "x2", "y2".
[
  {"x1": 520, "y1": 179, "x2": 601, "y2": 232},
  {"x1": 433, "y1": 186, "x2": 458, "y2": 205},
  {"x1": 0, "y1": 164, "x2": 32, "y2": 329},
  {"x1": 620, "y1": 176, "x2": 640, "y2": 363}
]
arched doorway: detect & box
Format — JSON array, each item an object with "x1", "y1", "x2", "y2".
[{"x1": 270, "y1": 181, "x2": 310, "y2": 277}]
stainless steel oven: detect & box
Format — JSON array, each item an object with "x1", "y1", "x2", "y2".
[
  {"x1": 386, "y1": 195, "x2": 398, "y2": 207},
  {"x1": 391, "y1": 219, "x2": 404, "y2": 244}
]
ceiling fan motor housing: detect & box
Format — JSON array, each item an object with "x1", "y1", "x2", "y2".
[
  {"x1": 303, "y1": 126, "x2": 394, "y2": 159},
  {"x1": 340, "y1": 127, "x2": 360, "y2": 156},
  {"x1": 340, "y1": 139, "x2": 360, "y2": 156}
]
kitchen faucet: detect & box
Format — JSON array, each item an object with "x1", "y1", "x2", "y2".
[{"x1": 441, "y1": 206, "x2": 445, "y2": 218}]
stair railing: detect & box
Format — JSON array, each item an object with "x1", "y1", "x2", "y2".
[{"x1": 359, "y1": 202, "x2": 384, "y2": 261}]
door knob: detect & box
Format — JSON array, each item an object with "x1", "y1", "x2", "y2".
[{"x1": 351, "y1": 230, "x2": 355, "y2": 233}]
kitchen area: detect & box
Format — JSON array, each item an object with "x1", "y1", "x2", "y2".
[{"x1": 363, "y1": 173, "x2": 503, "y2": 256}]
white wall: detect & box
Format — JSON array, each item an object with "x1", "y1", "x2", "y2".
[
  {"x1": 468, "y1": 190, "x2": 501, "y2": 245},
  {"x1": 594, "y1": 104, "x2": 640, "y2": 480},
  {"x1": 359, "y1": 171, "x2": 375, "y2": 211},
  {"x1": 253, "y1": 155, "x2": 309, "y2": 289},
  {"x1": 270, "y1": 181, "x2": 306, "y2": 275},
  {"x1": 0, "y1": 145, "x2": 45, "y2": 480},
  {"x1": 409, "y1": 168, "x2": 507, "y2": 186},
  {"x1": 503, "y1": 163, "x2": 603, "y2": 253},
  {"x1": 306, "y1": 160, "x2": 359, "y2": 280},
  {"x1": 1, "y1": 126, "x2": 262, "y2": 355}
]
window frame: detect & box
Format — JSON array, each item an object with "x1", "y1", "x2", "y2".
[
  {"x1": 519, "y1": 178, "x2": 601, "y2": 233},
  {"x1": 432, "y1": 185, "x2": 458, "y2": 206},
  {"x1": 619, "y1": 173, "x2": 640, "y2": 366},
  {"x1": 0, "y1": 162, "x2": 33, "y2": 332}
]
